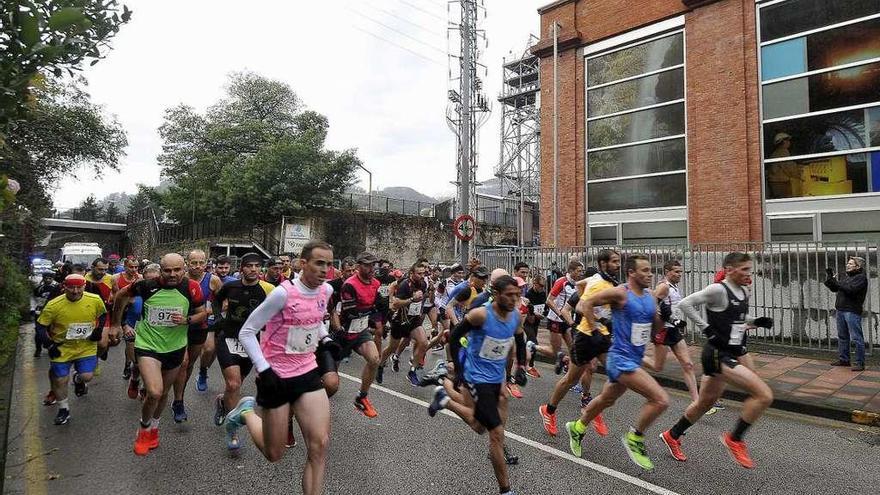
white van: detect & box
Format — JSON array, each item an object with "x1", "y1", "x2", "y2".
[{"x1": 60, "y1": 242, "x2": 103, "y2": 266}]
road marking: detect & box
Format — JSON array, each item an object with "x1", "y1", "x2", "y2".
[
  {"x1": 338, "y1": 372, "x2": 681, "y2": 495},
  {"x1": 21, "y1": 333, "x2": 48, "y2": 494}
]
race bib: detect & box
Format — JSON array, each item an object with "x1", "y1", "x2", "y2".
[
  {"x1": 533, "y1": 304, "x2": 545, "y2": 315},
  {"x1": 66, "y1": 322, "x2": 94, "y2": 340},
  {"x1": 630, "y1": 322, "x2": 652, "y2": 346},
  {"x1": 378, "y1": 285, "x2": 390, "y2": 298},
  {"x1": 729, "y1": 323, "x2": 747, "y2": 346},
  {"x1": 285, "y1": 324, "x2": 319, "y2": 354},
  {"x1": 225, "y1": 338, "x2": 248, "y2": 358},
  {"x1": 148, "y1": 307, "x2": 182, "y2": 327},
  {"x1": 348, "y1": 316, "x2": 369, "y2": 334},
  {"x1": 408, "y1": 301, "x2": 422, "y2": 316},
  {"x1": 478, "y1": 335, "x2": 513, "y2": 361}
]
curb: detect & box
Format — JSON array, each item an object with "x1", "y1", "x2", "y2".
[{"x1": 0, "y1": 323, "x2": 22, "y2": 495}]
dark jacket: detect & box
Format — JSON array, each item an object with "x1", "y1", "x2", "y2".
[{"x1": 825, "y1": 269, "x2": 868, "y2": 313}]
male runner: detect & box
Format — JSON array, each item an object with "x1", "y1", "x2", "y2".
[
  {"x1": 113, "y1": 256, "x2": 142, "y2": 380},
  {"x1": 545, "y1": 259, "x2": 585, "y2": 373},
  {"x1": 112, "y1": 253, "x2": 206, "y2": 455},
  {"x1": 337, "y1": 252, "x2": 383, "y2": 417},
  {"x1": 263, "y1": 258, "x2": 287, "y2": 286},
  {"x1": 279, "y1": 254, "x2": 292, "y2": 279},
  {"x1": 224, "y1": 241, "x2": 333, "y2": 495},
  {"x1": 196, "y1": 254, "x2": 237, "y2": 389},
  {"x1": 210, "y1": 253, "x2": 275, "y2": 445},
  {"x1": 122, "y1": 264, "x2": 160, "y2": 399},
  {"x1": 426, "y1": 264, "x2": 465, "y2": 352},
  {"x1": 540, "y1": 250, "x2": 619, "y2": 437},
  {"x1": 85, "y1": 257, "x2": 114, "y2": 359},
  {"x1": 32, "y1": 272, "x2": 61, "y2": 357},
  {"x1": 373, "y1": 259, "x2": 397, "y2": 350},
  {"x1": 427, "y1": 275, "x2": 527, "y2": 495},
  {"x1": 522, "y1": 275, "x2": 546, "y2": 377},
  {"x1": 379, "y1": 263, "x2": 430, "y2": 385},
  {"x1": 35, "y1": 274, "x2": 107, "y2": 425},
  {"x1": 659, "y1": 252, "x2": 774, "y2": 469},
  {"x1": 566, "y1": 254, "x2": 669, "y2": 471}
]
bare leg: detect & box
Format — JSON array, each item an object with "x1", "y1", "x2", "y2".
[
  {"x1": 221, "y1": 366, "x2": 243, "y2": 411},
  {"x1": 242, "y1": 403, "x2": 289, "y2": 462},
  {"x1": 356, "y1": 341, "x2": 380, "y2": 394},
  {"x1": 617, "y1": 368, "x2": 669, "y2": 433},
  {"x1": 292, "y1": 391, "x2": 331, "y2": 495},
  {"x1": 670, "y1": 340, "x2": 699, "y2": 402},
  {"x1": 173, "y1": 343, "x2": 203, "y2": 401}
]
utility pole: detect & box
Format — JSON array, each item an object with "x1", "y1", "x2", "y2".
[{"x1": 459, "y1": 1, "x2": 473, "y2": 265}]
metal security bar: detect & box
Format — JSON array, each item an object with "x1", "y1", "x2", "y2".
[{"x1": 479, "y1": 241, "x2": 878, "y2": 354}]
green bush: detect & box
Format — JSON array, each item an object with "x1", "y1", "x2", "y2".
[{"x1": 0, "y1": 252, "x2": 28, "y2": 367}]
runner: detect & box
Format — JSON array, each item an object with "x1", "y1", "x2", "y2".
[
  {"x1": 224, "y1": 241, "x2": 333, "y2": 495},
  {"x1": 209, "y1": 253, "x2": 276, "y2": 443},
  {"x1": 122, "y1": 264, "x2": 160, "y2": 400},
  {"x1": 426, "y1": 274, "x2": 528, "y2": 495},
  {"x1": 540, "y1": 249, "x2": 619, "y2": 438},
  {"x1": 336, "y1": 252, "x2": 383, "y2": 417},
  {"x1": 379, "y1": 263, "x2": 430, "y2": 386},
  {"x1": 445, "y1": 266, "x2": 490, "y2": 327},
  {"x1": 373, "y1": 259, "x2": 397, "y2": 352},
  {"x1": 113, "y1": 256, "x2": 142, "y2": 380},
  {"x1": 565, "y1": 254, "x2": 669, "y2": 471},
  {"x1": 196, "y1": 254, "x2": 237, "y2": 390},
  {"x1": 85, "y1": 257, "x2": 114, "y2": 359},
  {"x1": 35, "y1": 274, "x2": 107, "y2": 425},
  {"x1": 32, "y1": 272, "x2": 61, "y2": 357},
  {"x1": 263, "y1": 258, "x2": 287, "y2": 286},
  {"x1": 659, "y1": 252, "x2": 774, "y2": 469},
  {"x1": 425, "y1": 264, "x2": 466, "y2": 354},
  {"x1": 545, "y1": 259, "x2": 585, "y2": 374},
  {"x1": 108, "y1": 254, "x2": 125, "y2": 275},
  {"x1": 279, "y1": 254, "x2": 292, "y2": 279},
  {"x1": 172, "y1": 249, "x2": 222, "y2": 422},
  {"x1": 522, "y1": 274, "x2": 547, "y2": 377}
]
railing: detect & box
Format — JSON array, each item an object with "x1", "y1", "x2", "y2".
[
  {"x1": 51, "y1": 208, "x2": 126, "y2": 224},
  {"x1": 155, "y1": 218, "x2": 283, "y2": 254},
  {"x1": 479, "y1": 241, "x2": 879, "y2": 354},
  {"x1": 343, "y1": 193, "x2": 436, "y2": 217}
]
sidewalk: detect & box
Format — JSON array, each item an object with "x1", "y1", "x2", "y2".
[{"x1": 536, "y1": 332, "x2": 880, "y2": 425}]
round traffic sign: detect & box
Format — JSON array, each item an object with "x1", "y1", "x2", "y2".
[{"x1": 453, "y1": 214, "x2": 476, "y2": 241}]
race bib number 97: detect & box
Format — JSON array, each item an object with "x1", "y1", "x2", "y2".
[
  {"x1": 66, "y1": 322, "x2": 94, "y2": 340},
  {"x1": 148, "y1": 307, "x2": 181, "y2": 327},
  {"x1": 285, "y1": 324, "x2": 319, "y2": 354},
  {"x1": 478, "y1": 335, "x2": 513, "y2": 361}
]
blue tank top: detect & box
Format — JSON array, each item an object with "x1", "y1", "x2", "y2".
[
  {"x1": 191, "y1": 272, "x2": 214, "y2": 330},
  {"x1": 463, "y1": 303, "x2": 520, "y2": 384},
  {"x1": 609, "y1": 285, "x2": 656, "y2": 363}
]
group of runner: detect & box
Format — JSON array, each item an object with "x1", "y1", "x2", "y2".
[{"x1": 32, "y1": 245, "x2": 776, "y2": 494}]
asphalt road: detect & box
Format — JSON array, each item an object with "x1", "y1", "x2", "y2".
[{"x1": 5, "y1": 324, "x2": 879, "y2": 494}]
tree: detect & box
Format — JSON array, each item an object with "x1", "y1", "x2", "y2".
[
  {"x1": 102, "y1": 201, "x2": 120, "y2": 222},
  {"x1": 0, "y1": 1, "x2": 132, "y2": 136},
  {"x1": 75, "y1": 194, "x2": 102, "y2": 221},
  {"x1": 157, "y1": 71, "x2": 359, "y2": 223}
]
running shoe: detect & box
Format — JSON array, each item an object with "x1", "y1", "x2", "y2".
[
  {"x1": 539, "y1": 404, "x2": 558, "y2": 436},
  {"x1": 127, "y1": 378, "x2": 139, "y2": 400},
  {"x1": 73, "y1": 372, "x2": 87, "y2": 397},
  {"x1": 566, "y1": 421, "x2": 584, "y2": 457},
  {"x1": 376, "y1": 365, "x2": 384, "y2": 384},
  {"x1": 706, "y1": 406, "x2": 719, "y2": 415},
  {"x1": 526, "y1": 340, "x2": 537, "y2": 355},
  {"x1": 580, "y1": 393, "x2": 592, "y2": 409},
  {"x1": 172, "y1": 400, "x2": 188, "y2": 423},
  {"x1": 196, "y1": 372, "x2": 208, "y2": 392},
  {"x1": 54, "y1": 408, "x2": 70, "y2": 426},
  {"x1": 391, "y1": 354, "x2": 400, "y2": 372},
  {"x1": 503, "y1": 444, "x2": 519, "y2": 465},
  {"x1": 713, "y1": 400, "x2": 725, "y2": 410},
  {"x1": 622, "y1": 431, "x2": 654, "y2": 471},
  {"x1": 592, "y1": 413, "x2": 609, "y2": 437},
  {"x1": 43, "y1": 390, "x2": 57, "y2": 406},
  {"x1": 148, "y1": 428, "x2": 159, "y2": 450},
  {"x1": 431, "y1": 344, "x2": 445, "y2": 352},
  {"x1": 213, "y1": 394, "x2": 227, "y2": 426},
  {"x1": 721, "y1": 432, "x2": 755, "y2": 469},
  {"x1": 286, "y1": 421, "x2": 297, "y2": 448},
  {"x1": 660, "y1": 430, "x2": 687, "y2": 461},
  {"x1": 122, "y1": 361, "x2": 132, "y2": 380},
  {"x1": 354, "y1": 396, "x2": 378, "y2": 418},
  {"x1": 506, "y1": 382, "x2": 523, "y2": 399},
  {"x1": 570, "y1": 383, "x2": 583, "y2": 395},
  {"x1": 225, "y1": 396, "x2": 256, "y2": 429},
  {"x1": 407, "y1": 368, "x2": 420, "y2": 386},
  {"x1": 526, "y1": 366, "x2": 541, "y2": 379},
  {"x1": 431, "y1": 360, "x2": 448, "y2": 375},
  {"x1": 554, "y1": 352, "x2": 565, "y2": 375},
  {"x1": 418, "y1": 369, "x2": 447, "y2": 387},
  {"x1": 133, "y1": 428, "x2": 151, "y2": 456},
  {"x1": 428, "y1": 386, "x2": 449, "y2": 417},
  {"x1": 226, "y1": 429, "x2": 241, "y2": 451}
]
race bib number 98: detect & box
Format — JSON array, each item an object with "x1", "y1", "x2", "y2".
[
  {"x1": 285, "y1": 324, "x2": 319, "y2": 354},
  {"x1": 630, "y1": 322, "x2": 651, "y2": 346},
  {"x1": 478, "y1": 335, "x2": 513, "y2": 361},
  {"x1": 66, "y1": 322, "x2": 94, "y2": 340},
  {"x1": 148, "y1": 307, "x2": 181, "y2": 327}
]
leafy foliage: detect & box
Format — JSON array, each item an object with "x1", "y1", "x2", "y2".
[{"x1": 0, "y1": 251, "x2": 28, "y2": 365}]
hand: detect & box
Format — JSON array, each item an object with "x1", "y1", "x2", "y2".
[
  {"x1": 753, "y1": 317, "x2": 774, "y2": 329},
  {"x1": 123, "y1": 325, "x2": 136, "y2": 340},
  {"x1": 257, "y1": 367, "x2": 282, "y2": 396},
  {"x1": 47, "y1": 342, "x2": 62, "y2": 359},
  {"x1": 513, "y1": 366, "x2": 528, "y2": 387},
  {"x1": 825, "y1": 267, "x2": 834, "y2": 278},
  {"x1": 170, "y1": 313, "x2": 185, "y2": 325},
  {"x1": 319, "y1": 337, "x2": 342, "y2": 362},
  {"x1": 412, "y1": 291, "x2": 424, "y2": 302}
]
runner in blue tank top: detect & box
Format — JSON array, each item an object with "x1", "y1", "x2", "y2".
[
  {"x1": 426, "y1": 275, "x2": 528, "y2": 495},
  {"x1": 565, "y1": 254, "x2": 669, "y2": 471}
]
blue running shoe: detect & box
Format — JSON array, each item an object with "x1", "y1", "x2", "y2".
[
  {"x1": 428, "y1": 386, "x2": 449, "y2": 417},
  {"x1": 213, "y1": 394, "x2": 227, "y2": 426},
  {"x1": 196, "y1": 373, "x2": 208, "y2": 392},
  {"x1": 407, "y1": 368, "x2": 420, "y2": 386},
  {"x1": 226, "y1": 429, "x2": 241, "y2": 451},
  {"x1": 172, "y1": 400, "x2": 187, "y2": 423},
  {"x1": 225, "y1": 396, "x2": 256, "y2": 429}
]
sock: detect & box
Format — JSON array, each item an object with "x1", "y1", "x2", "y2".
[
  {"x1": 631, "y1": 427, "x2": 644, "y2": 437},
  {"x1": 140, "y1": 419, "x2": 151, "y2": 430},
  {"x1": 573, "y1": 419, "x2": 587, "y2": 434},
  {"x1": 150, "y1": 418, "x2": 160, "y2": 430},
  {"x1": 546, "y1": 404, "x2": 557, "y2": 414},
  {"x1": 358, "y1": 391, "x2": 368, "y2": 400},
  {"x1": 528, "y1": 355, "x2": 535, "y2": 367},
  {"x1": 58, "y1": 398, "x2": 69, "y2": 410},
  {"x1": 500, "y1": 487, "x2": 511, "y2": 494},
  {"x1": 199, "y1": 366, "x2": 207, "y2": 376},
  {"x1": 669, "y1": 416, "x2": 692, "y2": 440},
  {"x1": 731, "y1": 418, "x2": 752, "y2": 441}
]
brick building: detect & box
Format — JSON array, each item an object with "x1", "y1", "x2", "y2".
[{"x1": 531, "y1": 0, "x2": 880, "y2": 246}]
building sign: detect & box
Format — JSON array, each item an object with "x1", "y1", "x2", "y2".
[{"x1": 282, "y1": 218, "x2": 311, "y2": 254}]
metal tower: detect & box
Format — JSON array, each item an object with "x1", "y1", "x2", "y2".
[
  {"x1": 446, "y1": 0, "x2": 490, "y2": 263},
  {"x1": 496, "y1": 39, "x2": 540, "y2": 246}
]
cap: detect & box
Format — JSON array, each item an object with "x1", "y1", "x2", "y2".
[
  {"x1": 471, "y1": 266, "x2": 490, "y2": 279},
  {"x1": 391, "y1": 269, "x2": 403, "y2": 279},
  {"x1": 773, "y1": 132, "x2": 792, "y2": 145},
  {"x1": 240, "y1": 252, "x2": 262, "y2": 265},
  {"x1": 64, "y1": 274, "x2": 86, "y2": 287},
  {"x1": 513, "y1": 276, "x2": 527, "y2": 287},
  {"x1": 108, "y1": 254, "x2": 120, "y2": 261},
  {"x1": 356, "y1": 252, "x2": 379, "y2": 264},
  {"x1": 266, "y1": 257, "x2": 282, "y2": 267},
  {"x1": 450, "y1": 263, "x2": 464, "y2": 273}
]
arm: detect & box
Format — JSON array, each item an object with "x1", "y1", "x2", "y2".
[
  {"x1": 824, "y1": 276, "x2": 840, "y2": 292},
  {"x1": 391, "y1": 286, "x2": 413, "y2": 311},
  {"x1": 111, "y1": 283, "x2": 136, "y2": 327},
  {"x1": 837, "y1": 273, "x2": 867, "y2": 296},
  {"x1": 238, "y1": 286, "x2": 288, "y2": 373},
  {"x1": 675, "y1": 284, "x2": 726, "y2": 331},
  {"x1": 545, "y1": 279, "x2": 565, "y2": 317},
  {"x1": 577, "y1": 286, "x2": 625, "y2": 332}
]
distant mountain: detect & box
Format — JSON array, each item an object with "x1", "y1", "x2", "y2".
[{"x1": 376, "y1": 187, "x2": 437, "y2": 204}]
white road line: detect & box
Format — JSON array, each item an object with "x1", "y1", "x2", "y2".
[{"x1": 337, "y1": 372, "x2": 682, "y2": 495}]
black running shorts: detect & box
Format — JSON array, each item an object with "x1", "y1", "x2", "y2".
[
  {"x1": 467, "y1": 382, "x2": 503, "y2": 431},
  {"x1": 215, "y1": 333, "x2": 254, "y2": 377},
  {"x1": 652, "y1": 325, "x2": 684, "y2": 347},
  {"x1": 701, "y1": 342, "x2": 746, "y2": 377},
  {"x1": 135, "y1": 346, "x2": 186, "y2": 371},
  {"x1": 256, "y1": 368, "x2": 323, "y2": 409},
  {"x1": 570, "y1": 331, "x2": 611, "y2": 366}
]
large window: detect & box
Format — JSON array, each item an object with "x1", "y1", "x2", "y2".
[
  {"x1": 585, "y1": 31, "x2": 686, "y2": 212},
  {"x1": 760, "y1": 0, "x2": 880, "y2": 201}
]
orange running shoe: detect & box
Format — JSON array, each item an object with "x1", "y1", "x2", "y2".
[
  {"x1": 721, "y1": 432, "x2": 755, "y2": 469},
  {"x1": 660, "y1": 430, "x2": 687, "y2": 461},
  {"x1": 133, "y1": 429, "x2": 151, "y2": 456},
  {"x1": 526, "y1": 367, "x2": 541, "y2": 378},
  {"x1": 592, "y1": 413, "x2": 609, "y2": 437},
  {"x1": 507, "y1": 382, "x2": 524, "y2": 399},
  {"x1": 539, "y1": 404, "x2": 558, "y2": 436},
  {"x1": 148, "y1": 428, "x2": 159, "y2": 450},
  {"x1": 355, "y1": 396, "x2": 378, "y2": 418}
]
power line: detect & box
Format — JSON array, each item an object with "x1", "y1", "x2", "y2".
[
  {"x1": 398, "y1": 0, "x2": 446, "y2": 21},
  {"x1": 350, "y1": 25, "x2": 445, "y2": 66},
  {"x1": 347, "y1": 6, "x2": 446, "y2": 55},
  {"x1": 361, "y1": 1, "x2": 444, "y2": 38}
]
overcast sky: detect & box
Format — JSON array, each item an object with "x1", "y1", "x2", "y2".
[{"x1": 52, "y1": 0, "x2": 546, "y2": 209}]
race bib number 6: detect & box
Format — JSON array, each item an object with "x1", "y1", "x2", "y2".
[
  {"x1": 630, "y1": 322, "x2": 652, "y2": 346},
  {"x1": 66, "y1": 322, "x2": 94, "y2": 340},
  {"x1": 478, "y1": 335, "x2": 513, "y2": 361},
  {"x1": 148, "y1": 307, "x2": 181, "y2": 327},
  {"x1": 285, "y1": 324, "x2": 319, "y2": 354}
]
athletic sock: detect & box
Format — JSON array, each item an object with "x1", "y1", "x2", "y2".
[
  {"x1": 150, "y1": 417, "x2": 160, "y2": 430},
  {"x1": 669, "y1": 416, "x2": 692, "y2": 440},
  {"x1": 139, "y1": 419, "x2": 151, "y2": 430},
  {"x1": 58, "y1": 398, "x2": 69, "y2": 410},
  {"x1": 358, "y1": 391, "x2": 368, "y2": 400},
  {"x1": 730, "y1": 418, "x2": 751, "y2": 441},
  {"x1": 573, "y1": 419, "x2": 587, "y2": 434},
  {"x1": 546, "y1": 404, "x2": 557, "y2": 414}
]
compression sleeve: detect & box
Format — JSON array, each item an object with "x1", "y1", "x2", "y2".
[
  {"x1": 674, "y1": 284, "x2": 727, "y2": 331},
  {"x1": 239, "y1": 285, "x2": 287, "y2": 373},
  {"x1": 514, "y1": 332, "x2": 526, "y2": 366},
  {"x1": 449, "y1": 317, "x2": 476, "y2": 375}
]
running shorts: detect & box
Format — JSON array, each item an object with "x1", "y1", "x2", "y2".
[
  {"x1": 256, "y1": 368, "x2": 323, "y2": 409},
  {"x1": 338, "y1": 330, "x2": 374, "y2": 358},
  {"x1": 135, "y1": 346, "x2": 186, "y2": 371},
  {"x1": 467, "y1": 382, "x2": 504, "y2": 431},
  {"x1": 215, "y1": 334, "x2": 254, "y2": 377},
  {"x1": 390, "y1": 322, "x2": 420, "y2": 340},
  {"x1": 187, "y1": 326, "x2": 208, "y2": 346},
  {"x1": 604, "y1": 351, "x2": 641, "y2": 383},
  {"x1": 50, "y1": 355, "x2": 98, "y2": 378},
  {"x1": 701, "y1": 342, "x2": 745, "y2": 377},
  {"x1": 570, "y1": 331, "x2": 611, "y2": 367},
  {"x1": 316, "y1": 343, "x2": 337, "y2": 375},
  {"x1": 652, "y1": 325, "x2": 684, "y2": 347}
]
